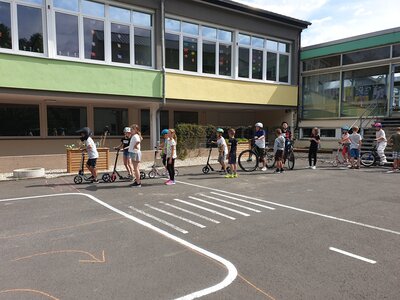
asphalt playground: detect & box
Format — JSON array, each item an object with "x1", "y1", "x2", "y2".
[{"x1": 0, "y1": 159, "x2": 399, "y2": 300}]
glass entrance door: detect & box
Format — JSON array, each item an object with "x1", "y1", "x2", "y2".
[{"x1": 393, "y1": 65, "x2": 400, "y2": 111}]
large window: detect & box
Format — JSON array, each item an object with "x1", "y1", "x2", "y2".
[
  {"x1": 393, "y1": 44, "x2": 400, "y2": 58},
  {"x1": 266, "y1": 40, "x2": 290, "y2": 83},
  {"x1": 141, "y1": 109, "x2": 169, "y2": 136},
  {"x1": 302, "y1": 73, "x2": 340, "y2": 119},
  {"x1": 303, "y1": 55, "x2": 340, "y2": 71},
  {"x1": 0, "y1": 1, "x2": 12, "y2": 49},
  {"x1": 174, "y1": 111, "x2": 198, "y2": 125},
  {"x1": 47, "y1": 106, "x2": 87, "y2": 136},
  {"x1": 341, "y1": 66, "x2": 389, "y2": 117},
  {"x1": 343, "y1": 46, "x2": 390, "y2": 65},
  {"x1": 94, "y1": 107, "x2": 128, "y2": 136},
  {"x1": 0, "y1": 104, "x2": 40, "y2": 136}
]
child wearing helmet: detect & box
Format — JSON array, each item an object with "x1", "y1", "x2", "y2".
[
  {"x1": 160, "y1": 129, "x2": 170, "y2": 168},
  {"x1": 216, "y1": 128, "x2": 228, "y2": 174},
  {"x1": 374, "y1": 123, "x2": 387, "y2": 165},
  {"x1": 254, "y1": 122, "x2": 267, "y2": 171},
  {"x1": 114, "y1": 127, "x2": 133, "y2": 180},
  {"x1": 77, "y1": 127, "x2": 99, "y2": 183},
  {"x1": 340, "y1": 126, "x2": 351, "y2": 164}
]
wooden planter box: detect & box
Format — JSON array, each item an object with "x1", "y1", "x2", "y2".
[
  {"x1": 67, "y1": 148, "x2": 109, "y2": 173},
  {"x1": 236, "y1": 142, "x2": 250, "y2": 153}
]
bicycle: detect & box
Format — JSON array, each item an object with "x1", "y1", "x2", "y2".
[
  {"x1": 282, "y1": 140, "x2": 296, "y2": 170},
  {"x1": 238, "y1": 142, "x2": 274, "y2": 172},
  {"x1": 360, "y1": 145, "x2": 381, "y2": 167}
]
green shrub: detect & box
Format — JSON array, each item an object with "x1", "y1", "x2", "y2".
[{"x1": 175, "y1": 123, "x2": 207, "y2": 159}]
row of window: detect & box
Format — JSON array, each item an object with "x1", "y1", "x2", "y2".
[
  {"x1": 0, "y1": 0, "x2": 153, "y2": 66},
  {"x1": 165, "y1": 18, "x2": 291, "y2": 82},
  {"x1": 0, "y1": 103, "x2": 200, "y2": 137},
  {"x1": 301, "y1": 65, "x2": 390, "y2": 119},
  {"x1": 303, "y1": 44, "x2": 400, "y2": 72}
]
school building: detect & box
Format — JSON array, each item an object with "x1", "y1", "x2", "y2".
[
  {"x1": 298, "y1": 27, "x2": 400, "y2": 148},
  {"x1": 0, "y1": 0, "x2": 310, "y2": 170}
]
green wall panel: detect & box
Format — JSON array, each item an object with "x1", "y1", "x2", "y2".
[
  {"x1": 0, "y1": 53, "x2": 162, "y2": 98},
  {"x1": 301, "y1": 31, "x2": 400, "y2": 60}
]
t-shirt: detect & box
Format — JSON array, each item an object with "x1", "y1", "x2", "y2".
[
  {"x1": 85, "y1": 137, "x2": 99, "y2": 159},
  {"x1": 121, "y1": 137, "x2": 130, "y2": 150},
  {"x1": 376, "y1": 129, "x2": 387, "y2": 142},
  {"x1": 274, "y1": 135, "x2": 285, "y2": 153},
  {"x1": 229, "y1": 138, "x2": 238, "y2": 155},
  {"x1": 390, "y1": 133, "x2": 400, "y2": 152},
  {"x1": 310, "y1": 134, "x2": 320, "y2": 149},
  {"x1": 166, "y1": 138, "x2": 177, "y2": 159},
  {"x1": 281, "y1": 129, "x2": 292, "y2": 141},
  {"x1": 128, "y1": 134, "x2": 141, "y2": 153},
  {"x1": 341, "y1": 132, "x2": 350, "y2": 144},
  {"x1": 349, "y1": 133, "x2": 362, "y2": 149},
  {"x1": 254, "y1": 130, "x2": 266, "y2": 148},
  {"x1": 217, "y1": 136, "x2": 228, "y2": 154}
]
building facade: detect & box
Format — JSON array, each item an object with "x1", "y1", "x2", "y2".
[
  {"x1": 299, "y1": 27, "x2": 400, "y2": 148},
  {"x1": 0, "y1": 0, "x2": 309, "y2": 158}
]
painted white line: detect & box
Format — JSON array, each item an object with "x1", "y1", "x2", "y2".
[
  {"x1": 199, "y1": 193, "x2": 261, "y2": 213},
  {"x1": 210, "y1": 192, "x2": 276, "y2": 210},
  {"x1": 176, "y1": 180, "x2": 400, "y2": 236},
  {"x1": 0, "y1": 193, "x2": 238, "y2": 300},
  {"x1": 145, "y1": 204, "x2": 206, "y2": 228},
  {"x1": 189, "y1": 196, "x2": 250, "y2": 217},
  {"x1": 129, "y1": 206, "x2": 188, "y2": 234},
  {"x1": 329, "y1": 247, "x2": 377, "y2": 264},
  {"x1": 174, "y1": 199, "x2": 236, "y2": 220},
  {"x1": 160, "y1": 202, "x2": 220, "y2": 224}
]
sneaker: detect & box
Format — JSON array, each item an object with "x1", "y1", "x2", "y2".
[
  {"x1": 91, "y1": 179, "x2": 99, "y2": 184},
  {"x1": 132, "y1": 181, "x2": 141, "y2": 187},
  {"x1": 261, "y1": 167, "x2": 267, "y2": 171},
  {"x1": 274, "y1": 169, "x2": 280, "y2": 173},
  {"x1": 311, "y1": 166, "x2": 316, "y2": 170},
  {"x1": 225, "y1": 174, "x2": 233, "y2": 178},
  {"x1": 166, "y1": 180, "x2": 175, "y2": 185},
  {"x1": 165, "y1": 180, "x2": 172, "y2": 185},
  {"x1": 232, "y1": 173, "x2": 238, "y2": 178},
  {"x1": 280, "y1": 169, "x2": 285, "y2": 173}
]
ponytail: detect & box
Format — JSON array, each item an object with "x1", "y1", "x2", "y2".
[
  {"x1": 130, "y1": 124, "x2": 143, "y2": 141},
  {"x1": 169, "y1": 129, "x2": 177, "y2": 143}
]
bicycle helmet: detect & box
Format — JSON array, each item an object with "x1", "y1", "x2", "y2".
[
  {"x1": 76, "y1": 127, "x2": 92, "y2": 141},
  {"x1": 161, "y1": 129, "x2": 169, "y2": 136},
  {"x1": 341, "y1": 125, "x2": 350, "y2": 131},
  {"x1": 255, "y1": 122, "x2": 263, "y2": 128},
  {"x1": 373, "y1": 122, "x2": 382, "y2": 128},
  {"x1": 216, "y1": 128, "x2": 224, "y2": 133},
  {"x1": 123, "y1": 127, "x2": 131, "y2": 133}
]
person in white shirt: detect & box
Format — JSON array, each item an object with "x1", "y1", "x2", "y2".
[
  {"x1": 374, "y1": 123, "x2": 387, "y2": 165},
  {"x1": 254, "y1": 122, "x2": 267, "y2": 171},
  {"x1": 349, "y1": 126, "x2": 362, "y2": 169},
  {"x1": 165, "y1": 129, "x2": 178, "y2": 185},
  {"x1": 216, "y1": 128, "x2": 228, "y2": 174},
  {"x1": 77, "y1": 127, "x2": 99, "y2": 183},
  {"x1": 129, "y1": 124, "x2": 143, "y2": 187}
]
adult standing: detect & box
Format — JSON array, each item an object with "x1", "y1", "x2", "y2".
[
  {"x1": 374, "y1": 123, "x2": 387, "y2": 165},
  {"x1": 308, "y1": 127, "x2": 320, "y2": 170},
  {"x1": 254, "y1": 122, "x2": 267, "y2": 171}
]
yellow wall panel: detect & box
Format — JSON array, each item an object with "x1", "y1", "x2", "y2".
[{"x1": 166, "y1": 73, "x2": 298, "y2": 106}]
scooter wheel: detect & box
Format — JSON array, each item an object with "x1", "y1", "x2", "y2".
[
  {"x1": 226, "y1": 166, "x2": 231, "y2": 174},
  {"x1": 102, "y1": 173, "x2": 111, "y2": 183},
  {"x1": 74, "y1": 175, "x2": 83, "y2": 184},
  {"x1": 148, "y1": 170, "x2": 156, "y2": 179},
  {"x1": 140, "y1": 171, "x2": 146, "y2": 180},
  {"x1": 202, "y1": 166, "x2": 210, "y2": 174},
  {"x1": 110, "y1": 173, "x2": 117, "y2": 183},
  {"x1": 174, "y1": 169, "x2": 179, "y2": 177}
]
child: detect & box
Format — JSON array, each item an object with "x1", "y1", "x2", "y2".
[
  {"x1": 160, "y1": 129, "x2": 169, "y2": 170},
  {"x1": 308, "y1": 127, "x2": 320, "y2": 169},
  {"x1": 339, "y1": 126, "x2": 351, "y2": 164},
  {"x1": 129, "y1": 124, "x2": 143, "y2": 187},
  {"x1": 254, "y1": 122, "x2": 267, "y2": 171},
  {"x1": 281, "y1": 121, "x2": 292, "y2": 163},
  {"x1": 388, "y1": 127, "x2": 400, "y2": 172},
  {"x1": 349, "y1": 126, "x2": 362, "y2": 169},
  {"x1": 225, "y1": 128, "x2": 238, "y2": 178},
  {"x1": 216, "y1": 128, "x2": 228, "y2": 174},
  {"x1": 77, "y1": 127, "x2": 99, "y2": 183},
  {"x1": 374, "y1": 123, "x2": 387, "y2": 165},
  {"x1": 274, "y1": 128, "x2": 285, "y2": 173},
  {"x1": 114, "y1": 127, "x2": 133, "y2": 179},
  {"x1": 165, "y1": 129, "x2": 177, "y2": 185}
]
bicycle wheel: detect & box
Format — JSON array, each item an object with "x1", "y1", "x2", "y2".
[
  {"x1": 360, "y1": 152, "x2": 375, "y2": 167},
  {"x1": 287, "y1": 152, "x2": 295, "y2": 170},
  {"x1": 148, "y1": 170, "x2": 156, "y2": 179},
  {"x1": 238, "y1": 150, "x2": 258, "y2": 172},
  {"x1": 265, "y1": 148, "x2": 275, "y2": 169}
]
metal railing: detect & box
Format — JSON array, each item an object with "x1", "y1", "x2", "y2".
[{"x1": 350, "y1": 101, "x2": 386, "y2": 130}]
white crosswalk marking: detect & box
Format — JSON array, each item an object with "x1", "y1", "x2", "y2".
[
  {"x1": 129, "y1": 206, "x2": 188, "y2": 234},
  {"x1": 160, "y1": 202, "x2": 220, "y2": 224},
  {"x1": 145, "y1": 204, "x2": 206, "y2": 228},
  {"x1": 210, "y1": 192, "x2": 276, "y2": 210},
  {"x1": 173, "y1": 199, "x2": 236, "y2": 220},
  {"x1": 189, "y1": 196, "x2": 250, "y2": 217},
  {"x1": 198, "y1": 193, "x2": 261, "y2": 213}
]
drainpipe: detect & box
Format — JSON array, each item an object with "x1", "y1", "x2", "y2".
[{"x1": 295, "y1": 30, "x2": 302, "y2": 137}]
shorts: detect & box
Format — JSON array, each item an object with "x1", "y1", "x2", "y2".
[
  {"x1": 129, "y1": 151, "x2": 142, "y2": 162},
  {"x1": 86, "y1": 158, "x2": 97, "y2": 168},
  {"x1": 228, "y1": 154, "x2": 237, "y2": 165},
  {"x1": 275, "y1": 150, "x2": 284, "y2": 161},
  {"x1": 393, "y1": 151, "x2": 400, "y2": 160},
  {"x1": 350, "y1": 149, "x2": 360, "y2": 158},
  {"x1": 254, "y1": 146, "x2": 265, "y2": 160},
  {"x1": 123, "y1": 150, "x2": 130, "y2": 158},
  {"x1": 218, "y1": 152, "x2": 226, "y2": 164}
]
